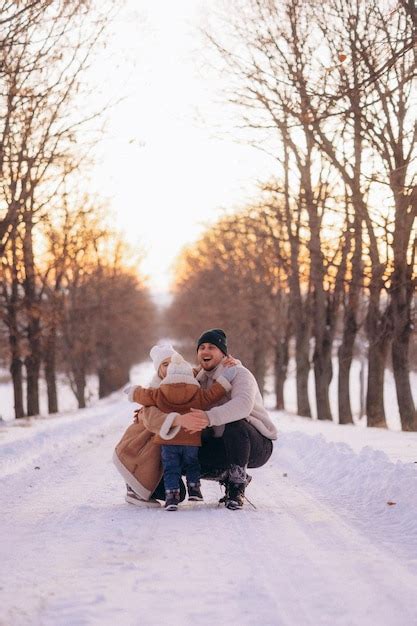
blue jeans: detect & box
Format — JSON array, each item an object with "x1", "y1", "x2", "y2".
[{"x1": 161, "y1": 445, "x2": 200, "y2": 491}]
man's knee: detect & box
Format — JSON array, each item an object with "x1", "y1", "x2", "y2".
[
  {"x1": 223, "y1": 420, "x2": 250, "y2": 442},
  {"x1": 224, "y1": 420, "x2": 249, "y2": 434}
]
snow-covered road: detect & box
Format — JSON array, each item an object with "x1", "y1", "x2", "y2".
[{"x1": 1, "y1": 392, "x2": 417, "y2": 626}]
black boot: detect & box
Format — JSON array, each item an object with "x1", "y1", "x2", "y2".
[
  {"x1": 152, "y1": 478, "x2": 186, "y2": 503},
  {"x1": 187, "y1": 482, "x2": 204, "y2": 501},
  {"x1": 218, "y1": 474, "x2": 252, "y2": 505},
  {"x1": 225, "y1": 482, "x2": 245, "y2": 510},
  {"x1": 165, "y1": 489, "x2": 180, "y2": 511}
]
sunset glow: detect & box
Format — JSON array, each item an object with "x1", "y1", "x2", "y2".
[{"x1": 90, "y1": 0, "x2": 276, "y2": 294}]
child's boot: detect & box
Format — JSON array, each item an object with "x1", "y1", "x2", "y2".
[
  {"x1": 187, "y1": 482, "x2": 203, "y2": 501},
  {"x1": 165, "y1": 489, "x2": 181, "y2": 511}
]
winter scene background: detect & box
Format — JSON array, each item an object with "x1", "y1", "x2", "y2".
[{"x1": 1, "y1": 1, "x2": 416, "y2": 625}]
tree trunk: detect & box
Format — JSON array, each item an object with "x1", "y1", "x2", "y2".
[
  {"x1": 73, "y1": 367, "x2": 86, "y2": 409},
  {"x1": 366, "y1": 337, "x2": 389, "y2": 428},
  {"x1": 390, "y1": 263, "x2": 416, "y2": 430},
  {"x1": 98, "y1": 367, "x2": 110, "y2": 398},
  {"x1": 309, "y1": 227, "x2": 333, "y2": 420},
  {"x1": 338, "y1": 310, "x2": 356, "y2": 424},
  {"x1": 359, "y1": 359, "x2": 366, "y2": 417},
  {"x1": 281, "y1": 130, "x2": 311, "y2": 417},
  {"x1": 7, "y1": 225, "x2": 25, "y2": 418},
  {"x1": 338, "y1": 207, "x2": 362, "y2": 425},
  {"x1": 392, "y1": 336, "x2": 416, "y2": 431},
  {"x1": 10, "y1": 355, "x2": 25, "y2": 419},
  {"x1": 44, "y1": 328, "x2": 58, "y2": 414},
  {"x1": 365, "y1": 262, "x2": 390, "y2": 428},
  {"x1": 313, "y1": 338, "x2": 333, "y2": 421},
  {"x1": 98, "y1": 362, "x2": 128, "y2": 398},
  {"x1": 295, "y1": 324, "x2": 311, "y2": 416},
  {"x1": 7, "y1": 292, "x2": 25, "y2": 418},
  {"x1": 390, "y1": 256, "x2": 416, "y2": 430},
  {"x1": 274, "y1": 337, "x2": 289, "y2": 410},
  {"x1": 300, "y1": 130, "x2": 333, "y2": 421},
  {"x1": 25, "y1": 349, "x2": 40, "y2": 416},
  {"x1": 23, "y1": 210, "x2": 41, "y2": 416}
]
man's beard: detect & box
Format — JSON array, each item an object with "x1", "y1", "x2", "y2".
[{"x1": 200, "y1": 360, "x2": 218, "y2": 372}]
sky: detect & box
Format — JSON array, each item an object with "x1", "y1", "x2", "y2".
[{"x1": 89, "y1": 0, "x2": 276, "y2": 296}]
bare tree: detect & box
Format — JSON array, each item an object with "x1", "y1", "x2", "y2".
[
  {"x1": 205, "y1": 0, "x2": 360, "y2": 420},
  {"x1": 0, "y1": 222, "x2": 25, "y2": 417},
  {"x1": 203, "y1": 0, "x2": 415, "y2": 429},
  {"x1": 356, "y1": 4, "x2": 416, "y2": 429},
  {"x1": 0, "y1": 0, "x2": 113, "y2": 415}
]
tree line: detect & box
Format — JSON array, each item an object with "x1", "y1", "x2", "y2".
[
  {"x1": 167, "y1": 0, "x2": 416, "y2": 431},
  {"x1": 0, "y1": 1, "x2": 156, "y2": 418}
]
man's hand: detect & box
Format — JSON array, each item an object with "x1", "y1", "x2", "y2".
[{"x1": 173, "y1": 409, "x2": 209, "y2": 434}]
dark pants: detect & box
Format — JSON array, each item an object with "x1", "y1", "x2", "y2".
[
  {"x1": 151, "y1": 420, "x2": 273, "y2": 501},
  {"x1": 161, "y1": 444, "x2": 200, "y2": 491},
  {"x1": 199, "y1": 420, "x2": 273, "y2": 477}
]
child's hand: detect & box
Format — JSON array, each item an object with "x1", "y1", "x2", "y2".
[
  {"x1": 123, "y1": 384, "x2": 137, "y2": 402},
  {"x1": 223, "y1": 355, "x2": 240, "y2": 367},
  {"x1": 174, "y1": 410, "x2": 209, "y2": 433}
]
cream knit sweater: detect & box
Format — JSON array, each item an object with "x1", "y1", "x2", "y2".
[{"x1": 196, "y1": 363, "x2": 278, "y2": 440}]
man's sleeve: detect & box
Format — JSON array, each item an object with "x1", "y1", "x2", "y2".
[
  {"x1": 205, "y1": 368, "x2": 257, "y2": 427},
  {"x1": 141, "y1": 406, "x2": 181, "y2": 440},
  {"x1": 132, "y1": 386, "x2": 158, "y2": 406}
]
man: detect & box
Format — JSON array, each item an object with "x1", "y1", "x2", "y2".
[{"x1": 182, "y1": 328, "x2": 278, "y2": 509}]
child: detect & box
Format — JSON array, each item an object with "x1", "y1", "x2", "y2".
[
  {"x1": 122, "y1": 343, "x2": 180, "y2": 507},
  {"x1": 129, "y1": 351, "x2": 235, "y2": 511}
]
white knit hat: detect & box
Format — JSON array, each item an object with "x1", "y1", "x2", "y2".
[
  {"x1": 162, "y1": 353, "x2": 199, "y2": 387},
  {"x1": 149, "y1": 344, "x2": 179, "y2": 372}
]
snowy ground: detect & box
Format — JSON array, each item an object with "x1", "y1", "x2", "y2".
[{"x1": 1, "y1": 362, "x2": 417, "y2": 626}]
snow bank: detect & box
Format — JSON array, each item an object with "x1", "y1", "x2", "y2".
[
  {"x1": 277, "y1": 430, "x2": 416, "y2": 513},
  {"x1": 0, "y1": 394, "x2": 127, "y2": 478},
  {"x1": 270, "y1": 410, "x2": 417, "y2": 463},
  {"x1": 274, "y1": 430, "x2": 417, "y2": 566}
]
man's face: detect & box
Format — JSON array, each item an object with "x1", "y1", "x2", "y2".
[{"x1": 197, "y1": 343, "x2": 225, "y2": 371}]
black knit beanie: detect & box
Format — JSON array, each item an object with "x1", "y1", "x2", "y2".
[{"x1": 196, "y1": 328, "x2": 228, "y2": 355}]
